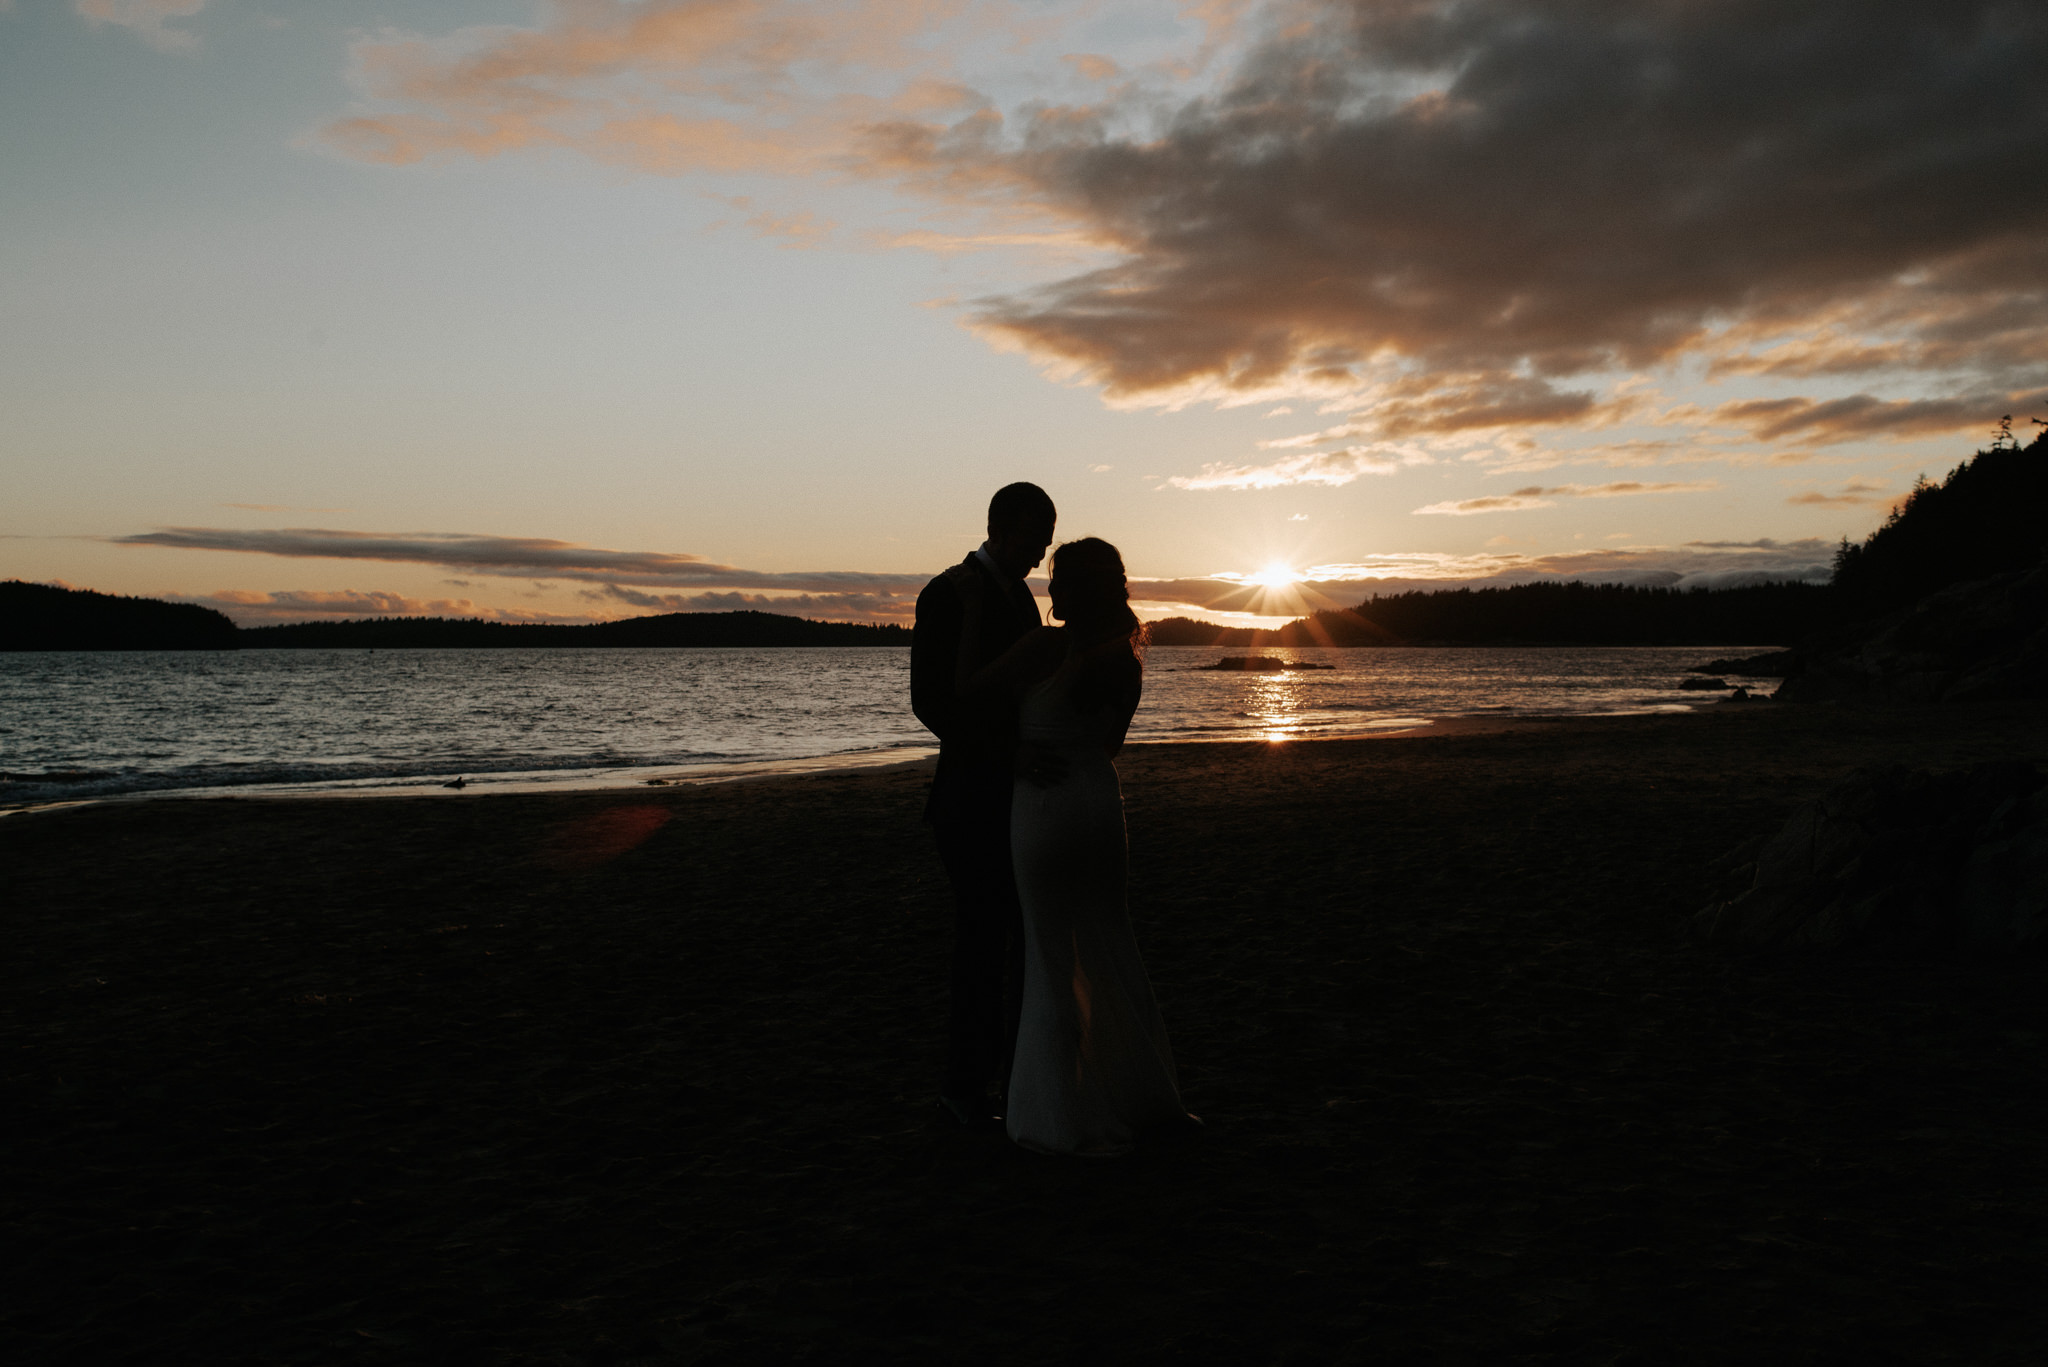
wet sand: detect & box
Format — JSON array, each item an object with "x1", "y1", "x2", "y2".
[{"x1": 7, "y1": 702, "x2": 2047, "y2": 1364}]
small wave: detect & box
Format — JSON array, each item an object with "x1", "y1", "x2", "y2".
[
  {"x1": 0, "y1": 738, "x2": 937, "y2": 805},
  {"x1": 0, "y1": 753, "x2": 724, "y2": 804}
]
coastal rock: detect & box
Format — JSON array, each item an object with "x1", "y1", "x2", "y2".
[
  {"x1": 1678, "y1": 677, "x2": 1730, "y2": 690},
  {"x1": 1694, "y1": 762, "x2": 2048, "y2": 952},
  {"x1": 1774, "y1": 561, "x2": 2048, "y2": 704},
  {"x1": 1197, "y1": 656, "x2": 1337, "y2": 671},
  {"x1": 1201, "y1": 656, "x2": 1288, "y2": 671},
  {"x1": 1689, "y1": 650, "x2": 1802, "y2": 677}
]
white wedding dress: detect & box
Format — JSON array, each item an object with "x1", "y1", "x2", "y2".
[{"x1": 1005, "y1": 660, "x2": 1186, "y2": 1156}]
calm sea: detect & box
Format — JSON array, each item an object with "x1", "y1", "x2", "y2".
[{"x1": 0, "y1": 645, "x2": 1753, "y2": 805}]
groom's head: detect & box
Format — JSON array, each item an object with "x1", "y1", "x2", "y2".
[{"x1": 986, "y1": 482, "x2": 1056, "y2": 578}]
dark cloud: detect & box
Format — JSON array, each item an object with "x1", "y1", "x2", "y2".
[
  {"x1": 944, "y1": 0, "x2": 2048, "y2": 421},
  {"x1": 317, "y1": 0, "x2": 2048, "y2": 474},
  {"x1": 115, "y1": 527, "x2": 931, "y2": 596},
  {"x1": 1714, "y1": 393, "x2": 2027, "y2": 444}
]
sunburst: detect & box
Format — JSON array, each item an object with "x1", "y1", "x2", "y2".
[{"x1": 1246, "y1": 562, "x2": 1300, "y2": 590}]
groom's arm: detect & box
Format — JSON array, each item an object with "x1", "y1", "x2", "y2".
[{"x1": 911, "y1": 573, "x2": 963, "y2": 743}]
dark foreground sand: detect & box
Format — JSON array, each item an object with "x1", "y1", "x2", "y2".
[{"x1": 7, "y1": 703, "x2": 2047, "y2": 1365}]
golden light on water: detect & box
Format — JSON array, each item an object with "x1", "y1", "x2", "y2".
[{"x1": 1244, "y1": 668, "x2": 1312, "y2": 742}]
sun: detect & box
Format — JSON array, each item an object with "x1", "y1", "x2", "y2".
[{"x1": 1248, "y1": 562, "x2": 1299, "y2": 589}]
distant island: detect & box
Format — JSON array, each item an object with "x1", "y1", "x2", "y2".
[
  {"x1": 1146, "y1": 580, "x2": 1828, "y2": 648},
  {"x1": 240, "y1": 611, "x2": 910, "y2": 649},
  {"x1": 8, "y1": 428, "x2": 2039, "y2": 652},
  {"x1": 6, "y1": 579, "x2": 1820, "y2": 652},
  {"x1": 0, "y1": 585, "x2": 907, "y2": 651},
  {"x1": 1, "y1": 581, "x2": 238, "y2": 651}
]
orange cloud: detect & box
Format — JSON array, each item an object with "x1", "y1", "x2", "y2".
[
  {"x1": 1785, "y1": 479, "x2": 1892, "y2": 508},
  {"x1": 1167, "y1": 445, "x2": 1427, "y2": 491},
  {"x1": 74, "y1": 0, "x2": 205, "y2": 52},
  {"x1": 1414, "y1": 481, "x2": 1716, "y2": 516},
  {"x1": 318, "y1": 0, "x2": 983, "y2": 178},
  {"x1": 114, "y1": 526, "x2": 930, "y2": 596}
]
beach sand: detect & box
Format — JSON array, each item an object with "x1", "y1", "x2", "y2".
[{"x1": 7, "y1": 702, "x2": 2047, "y2": 1364}]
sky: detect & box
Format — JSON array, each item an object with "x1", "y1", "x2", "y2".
[{"x1": 4, "y1": 0, "x2": 2044, "y2": 628}]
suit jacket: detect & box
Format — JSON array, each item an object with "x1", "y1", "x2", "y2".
[{"x1": 912, "y1": 553, "x2": 1043, "y2": 820}]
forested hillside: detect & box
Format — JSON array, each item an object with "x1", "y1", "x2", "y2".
[
  {"x1": 1830, "y1": 422, "x2": 2048, "y2": 620},
  {"x1": 1, "y1": 580, "x2": 237, "y2": 651}
]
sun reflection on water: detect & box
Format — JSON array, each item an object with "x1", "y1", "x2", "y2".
[{"x1": 1243, "y1": 670, "x2": 1313, "y2": 742}]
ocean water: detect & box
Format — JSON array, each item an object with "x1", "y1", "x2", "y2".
[{"x1": 0, "y1": 645, "x2": 1755, "y2": 805}]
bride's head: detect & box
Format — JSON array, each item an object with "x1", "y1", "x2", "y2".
[{"x1": 1048, "y1": 538, "x2": 1142, "y2": 649}]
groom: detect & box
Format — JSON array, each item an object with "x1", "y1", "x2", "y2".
[{"x1": 911, "y1": 481, "x2": 1057, "y2": 1129}]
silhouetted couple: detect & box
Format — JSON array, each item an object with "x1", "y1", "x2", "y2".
[{"x1": 911, "y1": 482, "x2": 1197, "y2": 1156}]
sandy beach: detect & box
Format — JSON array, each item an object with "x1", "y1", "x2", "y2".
[{"x1": 7, "y1": 701, "x2": 2047, "y2": 1364}]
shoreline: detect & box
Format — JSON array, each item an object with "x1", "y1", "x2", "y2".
[
  {"x1": 0, "y1": 699, "x2": 1738, "y2": 818},
  {"x1": 9, "y1": 698, "x2": 2043, "y2": 1362}
]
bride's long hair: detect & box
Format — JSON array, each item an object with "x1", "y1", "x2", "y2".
[{"x1": 1050, "y1": 537, "x2": 1144, "y2": 710}]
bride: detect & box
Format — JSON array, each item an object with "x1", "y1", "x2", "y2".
[{"x1": 957, "y1": 537, "x2": 1195, "y2": 1156}]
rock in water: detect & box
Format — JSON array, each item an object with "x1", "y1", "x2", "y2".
[
  {"x1": 1695, "y1": 763, "x2": 2048, "y2": 952},
  {"x1": 1200, "y1": 656, "x2": 1288, "y2": 671}
]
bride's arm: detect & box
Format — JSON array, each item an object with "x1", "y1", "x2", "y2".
[
  {"x1": 1100, "y1": 655, "x2": 1142, "y2": 757},
  {"x1": 956, "y1": 605, "x2": 1064, "y2": 702}
]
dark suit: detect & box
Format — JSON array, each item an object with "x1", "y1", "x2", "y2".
[{"x1": 911, "y1": 552, "x2": 1043, "y2": 1098}]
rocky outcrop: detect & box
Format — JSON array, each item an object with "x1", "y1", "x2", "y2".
[
  {"x1": 1197, "y1": 656, "x2": 1336, "y2": 671},
  {"x1": 1695, "y1": 763, "x2": 2048, "y2": 953},
  {"x1": 1774, "y1": 562, "x2": 2048, "y2": 703},
  {"x1": 1689, "y1": 650, "x2": 1802, "y2": 677}
]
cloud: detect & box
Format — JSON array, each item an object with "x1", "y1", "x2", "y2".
[
  {"x1": 1413, "y1": 481, "x2": 1716, "y2": 516},
  {"x1": 74, "y1": 0, "x2": 205, "y2": 52},
  {"x1": 1412, "y1": 492, "x2": 1554, "y2": 517},
  {"x1": 113, "y1": 526, "x2": 930, "y2": 596},
  {"x1": 303, "y1": 0, "x2": 2048, "y2": 526},
  {"x1": 1167, "y1": 445, "x2": 1428, "y2": 490},
  {"x1": 958, "y1": 2, "x2": 2048, "y2": 413},
  {"x1": 715, "y1": 195, "x2": 837, "y2": 247},
  {"x1": 1785, "y1": 478, "x2": 1892, "y2": 508},
  {"x1": 1713, "y1": 393, "x2": 2024, "y2": 445},
  {"x1": 317, "y1": 0, "x2": 2048, "y2": 490},
  {"x1": 316, "y1": 0, "x2": 980, "y2": 179},
  {"x1": 1686, "y1": 538, "x2": 1811, "y2": 552}
]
